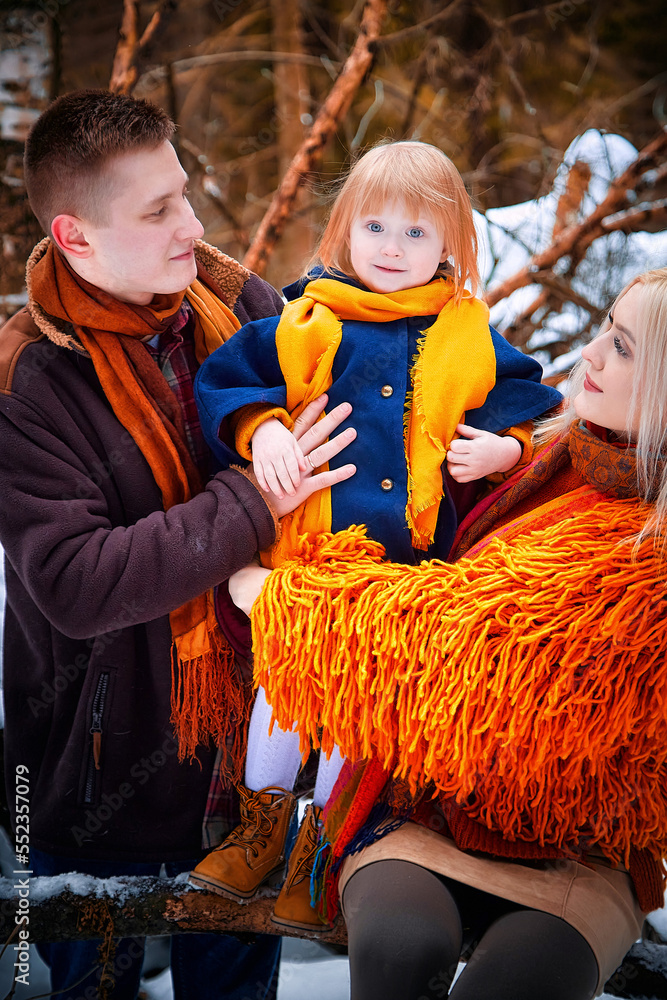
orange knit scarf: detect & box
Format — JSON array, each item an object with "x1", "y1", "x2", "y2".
[{"x1": 29, "y1": 242, "x2": 246, "y2": 769}]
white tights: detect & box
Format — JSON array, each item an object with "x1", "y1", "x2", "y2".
[{"x1": 244, "y1": 686, "x2": 345, "y2": 808}]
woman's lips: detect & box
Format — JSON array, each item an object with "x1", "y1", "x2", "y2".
[{"x1": 583, "y1": 372, "x2": 602, "y2": 392}]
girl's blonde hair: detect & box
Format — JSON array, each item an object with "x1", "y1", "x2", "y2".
[
  {"x1": 537, "y1": 267, "x2": 667, "y2": 547},
  {"x1": 311, "y1": 141, "x2": 479, "y2": 304}
]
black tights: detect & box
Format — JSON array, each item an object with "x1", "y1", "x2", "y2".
[{"x1": 343, "y1": 860, "x2": 599, "y2": 1000}]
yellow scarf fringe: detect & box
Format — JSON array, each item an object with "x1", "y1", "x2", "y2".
[{"x1": 252, "y1": 507, "x2": 667, "y2": 867}]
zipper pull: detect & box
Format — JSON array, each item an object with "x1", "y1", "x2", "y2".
[
  {"x1": 91, "y1": 724, "x2": 103, "y2": 770},
  {"x1": 92, "y1": 731, "x2": 102, "y2": 770}
]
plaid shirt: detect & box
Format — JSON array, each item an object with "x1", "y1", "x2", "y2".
[
  {"x1": 144, "y1": 300, "x2": 210, "y2": 478},
  {"x1": 145, "y1": 300, "x2": 240, "y2": 847}
]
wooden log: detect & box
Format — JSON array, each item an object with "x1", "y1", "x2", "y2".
[
  {"x1": 1, "y1": 876, "x2": 666, "y2": 997},
  {"x1": 0, "y1": 874, "x2": 346, "y2": 944}
]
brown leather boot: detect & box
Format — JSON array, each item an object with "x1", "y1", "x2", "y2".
[
  {"x1": 189, "y1": 784, "x2": 296, "y2": 900},
  {"x1": 271, "y1": 803, "x2": 331, "y2": 931}
]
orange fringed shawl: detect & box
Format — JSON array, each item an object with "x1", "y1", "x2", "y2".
[{"x1": 252, "y1": 502, "x2": 667, "y2": 871}]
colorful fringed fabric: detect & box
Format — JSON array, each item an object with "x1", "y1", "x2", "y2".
[{"x1": 252, "y1": 499, "x2": 667, "y2": 871}]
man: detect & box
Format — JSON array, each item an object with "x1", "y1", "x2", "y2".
[{"x1": 0, "y1": 89, "x2": 353, "y2": 999}]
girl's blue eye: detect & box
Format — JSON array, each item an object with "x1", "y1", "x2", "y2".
[
  {"x1": 408, "y1": 227, "x2": 424, "y2": 238},
  {"x1": 368, "y1": 222, "x2": 383, "y2": 233}
]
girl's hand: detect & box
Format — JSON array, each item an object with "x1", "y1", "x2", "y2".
[
  {"x1": 446, "y1": 423, "x2": 521, "y2": 483},
  {"x1": 251, "y1": 417, "x2": 307, "y2": 498},
  {"x1": 228, "y1": 563, "x2": 272, "y2": 616}
]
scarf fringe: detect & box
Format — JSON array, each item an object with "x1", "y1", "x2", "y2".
[
  {"x1": 404, "y1": 333, "x2": 447, "y2": 549},
  {"x1": 253, "y1": 512, "x2": 667, "y2": 869},
  {"x1": 171, "y1": 625, "x2": 251, "y2": 783}
]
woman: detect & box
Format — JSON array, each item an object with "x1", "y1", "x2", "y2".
[{"x1": 230, "y1": 268, "x2": 667, "y2": 1000}]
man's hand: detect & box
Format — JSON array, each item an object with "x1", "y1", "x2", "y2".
[
  {"x1": 229, "y1": 563, "x2": 272, "y2": 616},
  {"x1": 446, "y1": 423, "x2": 521, "y2": 483},
  {"x1": 251, "y1": 417, "x2": 306, "y2": 497},
  {"x1": 270, "y1": 395, "x2": 357, "y2": 518}
]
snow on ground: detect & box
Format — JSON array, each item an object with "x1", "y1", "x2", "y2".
[{"x1": 0, "y1": 934, "x2": 351, "y2": 1000}]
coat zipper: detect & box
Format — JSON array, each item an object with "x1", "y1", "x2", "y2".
[{"x1": 84, "y1": 672, "x2": 109, "y2": 804}]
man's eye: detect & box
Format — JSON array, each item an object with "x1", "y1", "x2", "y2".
[
  {"x1": 408, "y1": 227, "x2": 424, "y2": 238},
  {"x1": 152, "y1": 206, "x2": 167, "y2": 217},
  {"x1": 368, "y1": 222, "x2": 383, "y2": 233}
]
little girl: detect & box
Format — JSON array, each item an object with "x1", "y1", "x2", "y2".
[{"x1": 190, "y1": 141, "x2": 561, "y2": 928}]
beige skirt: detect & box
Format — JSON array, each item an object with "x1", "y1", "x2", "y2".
[{"x1": 338, "y1": 822, "x2": 645, "y2": 996}]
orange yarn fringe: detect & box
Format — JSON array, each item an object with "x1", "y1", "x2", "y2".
[{"x1": 253, "y1": 507, "x2": 667, "y2": 868}]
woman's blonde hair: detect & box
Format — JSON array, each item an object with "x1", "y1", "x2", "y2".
[
  {"x1": 537, "y1": 267, "x2": 667, "y2": 547},
  {"x1": 310, "y1": 141, "x2": 479, "y2": 304}
]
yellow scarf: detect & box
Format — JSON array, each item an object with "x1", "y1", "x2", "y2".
[{"x1": 266, "y1": 277, "x2": 495, "y2": 564}]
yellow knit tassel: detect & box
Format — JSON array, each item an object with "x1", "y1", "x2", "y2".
[{"x1": 252, "y1": 507, "x2": 667, "y2": 869}]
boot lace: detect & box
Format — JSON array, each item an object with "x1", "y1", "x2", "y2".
[
  {"x1": 219, "y1": 789, "x2": 286, "y2": 859},
  {"x1": 285, "y1": 809, "x2": 320, "y2": 888}
]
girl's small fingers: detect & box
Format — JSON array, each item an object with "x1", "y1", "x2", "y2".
[
  {"x1": 254, "y1": 465, "x2": 269, "y2": 494},
  {"x1": 282, "y1": 453, "x2": 301, "y2": 492},
  {"x1": 264, "y1": 465, "x2": 285, "y2": 499},
  {"x1": 455, "y1": 422, "x2": 480, "y2": 438}
]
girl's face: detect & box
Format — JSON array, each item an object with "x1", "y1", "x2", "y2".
[
  {"x1": 348, "y1": 200, "x2": 447, "y2": 293},
  {"x1": 573, "y1": 283, "x2": 641, "y2": 437}
]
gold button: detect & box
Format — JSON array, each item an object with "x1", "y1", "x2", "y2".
[
  {"x1": 380, "y1": 384, "x2": 394, "y2": 397},
  {"x1": 381, "y1": 478, "x2": 393, "y2": 491}
]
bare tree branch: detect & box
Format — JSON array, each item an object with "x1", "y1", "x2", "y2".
[
  {"x1": 109, "y1": 0, "x2": 178, "y2": 95},
  {"x1": 601, "y1": 200, "x2": 667, "y2": 235},
  {"x1": 485, "y1": 130, "x2": 667, "y2": 308},
  {"x1": 242, "y1": 0, "x2": 389, "y2": 276},
  {"x1": 109, "y1": 0, "x2": 140, "y2": 94},
  {"x1": 377, "y1": 0, "x2": 464, "y2": 46}
]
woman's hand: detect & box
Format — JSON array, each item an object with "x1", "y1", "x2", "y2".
[
  {"x1": 228, "y1": 563, "x2": 272, "y2": 616},
  {"x1": 270, "y1": 395, "x2": 357, "y2": 518}
]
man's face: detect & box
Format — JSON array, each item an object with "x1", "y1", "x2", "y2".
[{"x1": 79, "y1": 142, "x2": 204, "y2": 305}]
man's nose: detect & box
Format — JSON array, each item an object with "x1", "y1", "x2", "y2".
[{"x1": 178, "y1": 198, "x2": 205, "y2": 240}]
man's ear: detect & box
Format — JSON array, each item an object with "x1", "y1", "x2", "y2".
[{"x1": 51, "y1": 215, "x2": 93, "y2": 259}]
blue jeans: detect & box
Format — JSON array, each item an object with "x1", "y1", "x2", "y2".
[{"x1": 31, "y1": 849, "x2": 281, "y2": 1000}]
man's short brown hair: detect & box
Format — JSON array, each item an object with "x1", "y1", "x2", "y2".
[{"x1": 24, "y1": 89, "x2": 175, "y2": 236}]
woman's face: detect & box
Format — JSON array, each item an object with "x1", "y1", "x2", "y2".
[{"x1": 573, "y1": 282, "x2": 642, "y2": 438}]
